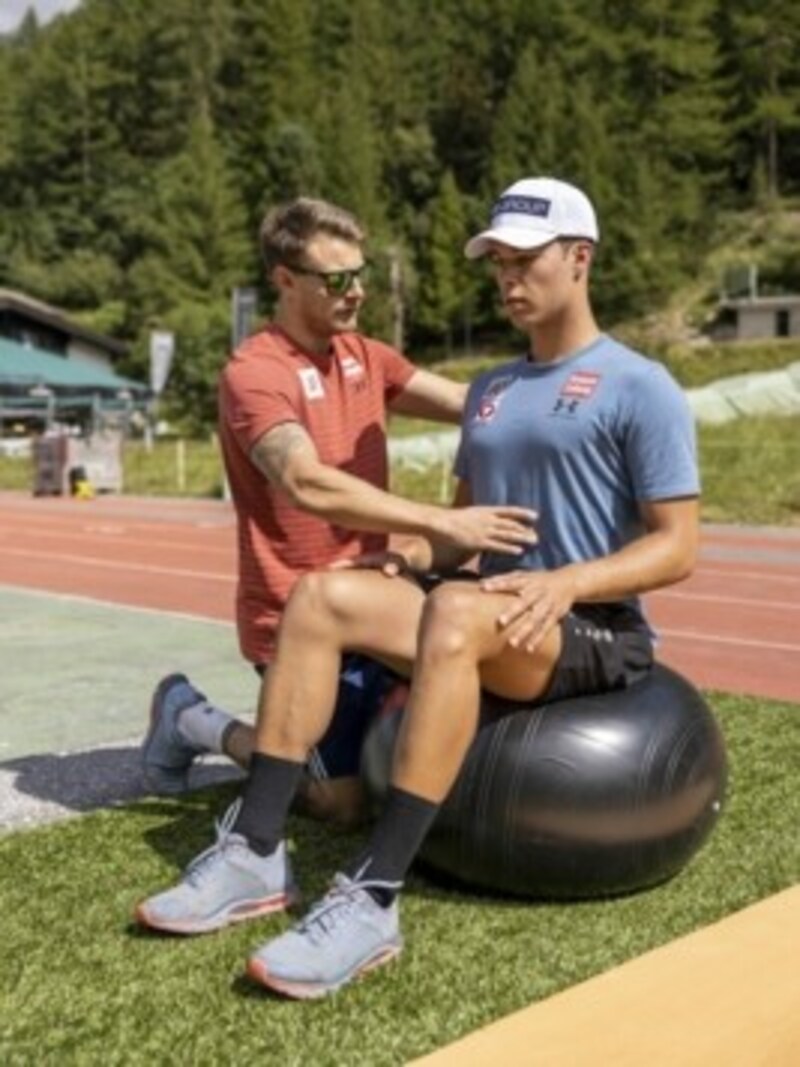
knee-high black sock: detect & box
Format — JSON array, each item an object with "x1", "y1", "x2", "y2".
[
  {"x1": 344, "y1": 785, "x2": 440, "y2": 904},
  {"x1": 232, "y1": 752, "x2": 305, "y2": 856}
]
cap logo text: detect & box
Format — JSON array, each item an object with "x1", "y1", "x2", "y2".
[{"x1": 492, "y1": 195, "x2": 551, "y2": 221}]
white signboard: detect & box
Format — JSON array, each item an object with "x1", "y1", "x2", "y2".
[
  {"x1": 149, "y1": 330, "x2": 175, "y2": 395},
  {"x1": 232, "y1": 287, "x2": 258, "y2": 348}
]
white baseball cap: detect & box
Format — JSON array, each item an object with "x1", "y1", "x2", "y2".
[{"x1": 464, "y1": 177, "x2": 599, "y2": 259}]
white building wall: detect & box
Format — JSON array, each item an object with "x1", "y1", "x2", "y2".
[{"x1": 737, "y1": 305, "x2": 800, "y2": 340}]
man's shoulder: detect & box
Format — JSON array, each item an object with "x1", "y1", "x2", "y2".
[
  {"x1": 594, "y1": 334, "x2": 651, "y2": 368},
  {"x1": 593, "y1": 335, "x2": 678, "y2": 387},
  {"x1": 231, "y1": 325, "x2": 290, "y2": 362},
  {"x1": 222, "y1": 327, "x2": 297, "y2": 382}
]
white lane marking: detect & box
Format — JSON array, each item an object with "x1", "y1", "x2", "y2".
[
  {"x1": 696, "y1": 565, "x2": 800, "y2": 584},
  {"x1": 0, "y1": 547, "x2": 233, "y2": 582},
  {"x1": 0, "y1": 582, "x2": 235, "y2": 627},
  {"x1": 0, "y1": 523, "x2": 231, "y2": 556},
  {"x1": 653, "y1": 590, "x2": 800, "y2": 612},
  {"x1": 659, "y1": 628, "x2": 800, "y2": 654}
]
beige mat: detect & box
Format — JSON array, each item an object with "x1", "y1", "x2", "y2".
[{"x1": 413, "y1": 885, "x2": 800, "y2": 1067}]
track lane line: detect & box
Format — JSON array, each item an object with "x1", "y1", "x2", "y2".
[
  {"x1": 0, "y1": 524, "x2": 234, "y2": 557},
  {"x1": 693, "y1": 565, "x2": 800, "y2": 585},
  {"x1": 0, "y1": 547, "x2": 234, "y2": 582},
  {"x1": 658, "y1": 628, "x2": 800, "y2": 654},
  {"x1": 652, "y1": 590, "x2": 800, "y2": 612},
  {"x1": 0, "y1": 582, "x2": 236, "y2": 627}
]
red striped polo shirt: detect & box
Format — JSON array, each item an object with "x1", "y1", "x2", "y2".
[{"x1": 218, "y1": 325, "x2": 415, "y2": 664}]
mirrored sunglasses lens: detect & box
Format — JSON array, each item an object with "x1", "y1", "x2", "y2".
[{"x1": 325, "y1": 266, "x2": 366, "y2": 295}]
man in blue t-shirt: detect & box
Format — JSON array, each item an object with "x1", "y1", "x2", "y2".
[{"x1": 135, "y1": 177, "x2": 700, "y2": 999}]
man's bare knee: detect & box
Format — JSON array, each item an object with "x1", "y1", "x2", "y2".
[
  {"x1": 419, "y1": 583, "x2": 486, "y2": 659},
  {"x1": 286, "y1": 571, "x2": 365, "y2": 628}
]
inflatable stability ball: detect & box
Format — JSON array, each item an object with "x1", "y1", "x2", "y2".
[{"x1": 361, "y1": 664, "x2": 727, "y2": 899}]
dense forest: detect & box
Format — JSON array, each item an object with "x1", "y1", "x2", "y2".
[{"x1": 1, "y1": 0, "x2": 799, "y2": 427}]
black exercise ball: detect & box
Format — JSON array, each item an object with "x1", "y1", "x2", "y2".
[{"x1": 361, "y1": 664, "x2": 727, "y2": 899}]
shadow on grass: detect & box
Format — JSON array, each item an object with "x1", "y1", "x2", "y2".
[{"x1": 0, "y1": 744, "x2": 244, "y2": 832}]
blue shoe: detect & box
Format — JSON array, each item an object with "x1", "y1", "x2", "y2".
[
  {"x1": 135, "y1": 802, "x2": 299, "y2": 934},
  {"x1": 246, "y1": 873, "x2": 403, "y2": 998},
  {"x1": 142, "y1": 673, "x2": 208, "y2": 795}
]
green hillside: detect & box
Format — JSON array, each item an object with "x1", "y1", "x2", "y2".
[{"x1": 2, "y1": 2, "x2": 800, "y2": 428}]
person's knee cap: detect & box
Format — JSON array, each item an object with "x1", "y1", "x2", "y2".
[
  {"x1": 420, "y1": 586, "x2": 476, "y2": 656},
  {"x1": 290, "y1": 570, "x2": 357, "y2": 622}
]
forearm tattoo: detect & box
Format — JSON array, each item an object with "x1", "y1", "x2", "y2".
[{"x1": 250, "y1": 423, "x2": 313, "y2": 486}]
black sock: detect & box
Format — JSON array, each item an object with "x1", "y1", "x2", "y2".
[
  {"x1": 344, "y1": 786, "x2": 440, "y2": 905},
  {"x1": 232, "y1": 752, "x2": 305, "y2": 856}
]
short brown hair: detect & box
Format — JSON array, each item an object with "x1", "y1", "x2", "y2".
[{"x1": 259, "y1": 197, "x2": 365, "y2": 274}]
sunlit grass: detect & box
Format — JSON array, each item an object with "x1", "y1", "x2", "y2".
[{"x1": 0, "y1": 692, "x2": 797, "y2": 1064}]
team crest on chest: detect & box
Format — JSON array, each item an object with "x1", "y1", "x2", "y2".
[
  {"x1": 474, "y1": 375, "x2": 514, "y2": 424},
  {"x1": 551, "y1": 371, "x2": 601, "y2": 417},
  {"x1": 298, "y1": 366, "x2": 325, "y2": 400}
]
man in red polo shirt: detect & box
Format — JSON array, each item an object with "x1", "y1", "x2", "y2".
[{"x1": 142, "y1": 196, "x2": 536, "y2": 822}]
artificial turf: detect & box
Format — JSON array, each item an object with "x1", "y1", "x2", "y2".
[{"x1": 1, "y1": 692, "x2": 798, "y2": 1066}]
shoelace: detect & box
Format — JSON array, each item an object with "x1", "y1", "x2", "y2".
[
  {"x1": 183, "y1": 799, "x2": 243, "y2": 886},
  {"x1": 298, "y1": 874, "x2": 402, "y2": 945}
]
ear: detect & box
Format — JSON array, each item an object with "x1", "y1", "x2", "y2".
[
  {"x1": 572, "y1": 241, "x2": 594, "y2": 280},
  {"x1": 271, "y1": 264, "x2": 294, "y2": 293}
]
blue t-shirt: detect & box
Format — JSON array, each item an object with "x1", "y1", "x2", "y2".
[{"x1": 454, "y1": 334, "x2": 699, "y2": 626}]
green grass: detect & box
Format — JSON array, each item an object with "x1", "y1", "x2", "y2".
[
  {"x1": 0, "y1": 454, "x2": 30, "y2": 491},
  {"x1": 122, "y1": 439, "x2": 225, "y2": 498},
  {"x1": 698, "y1": 416, "x2": 800, "y2": 525},
  {"x1": 658, "y1": 339, "x2": 800, "y2": 389},
  {"x1": 1, "y1": 693, "x2": 798, "y2": 1065}
]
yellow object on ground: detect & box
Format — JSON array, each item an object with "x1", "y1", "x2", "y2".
[{"x1": 413, "y1": 886, "x2": 800, "y2": 1067}]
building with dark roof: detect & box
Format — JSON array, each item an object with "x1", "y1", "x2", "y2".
[
  {"x1": 712, "y1": 294, "x2": 800, "y2": 342},
  {"x1": 0, "y1": 288, "x2": 148, "y2": 430}
]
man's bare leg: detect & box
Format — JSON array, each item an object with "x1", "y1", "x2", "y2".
[
  {"x1": 391, "y1": 580, "x2": 561, "y2": 799},
  {"x1": 228, "y1": 568, "x2": 425, "y2": 851},
  {"x1": 184, "y1": 571, "x2": 423, "y2": 822},
  {"x1": 337, "y1": 579, "x2": 562, "y2": 895}
]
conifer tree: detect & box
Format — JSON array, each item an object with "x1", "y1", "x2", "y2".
[
  {"x1": 415, "y1": 170, "x2": 475, "y2": 352},
  {"x1": 717, "y1": 0, "x2": 800, "y2": 200},
  {"x1": 220, "y1": 0, "x2": 318, "y2": 218},
  {"x1": 125, "y1": 106, "x2": 251, "y2": 423}
]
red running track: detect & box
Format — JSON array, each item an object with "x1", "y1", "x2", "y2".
[{"x1": 1, "y1": 491, "x2": 798, "y2": 703}]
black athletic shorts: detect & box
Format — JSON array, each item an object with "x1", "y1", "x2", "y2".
[{"x1": 539, "y1": 601, "x2": 654, "y2": 703}]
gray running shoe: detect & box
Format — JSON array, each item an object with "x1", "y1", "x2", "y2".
[
  {"x1": 135, "y1": 802, "x2": 299, "y2": 934},
  {"x1": 246, "y1": 873, "x2": 403, "y2": 998},
  {"x1": 142, "y1": 673, "x2": 208, "y2": 795}
]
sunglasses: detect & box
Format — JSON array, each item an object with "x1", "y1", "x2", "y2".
[{"x1": 286, "y1": 262, "x2": 370, "y2": 296}]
